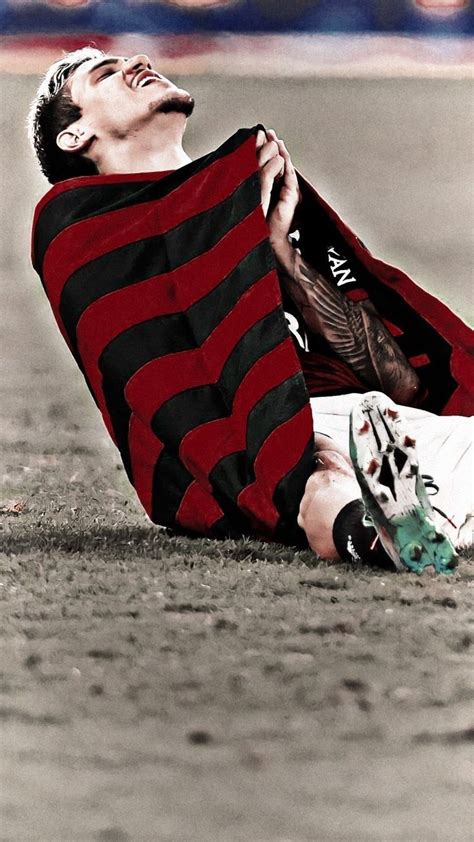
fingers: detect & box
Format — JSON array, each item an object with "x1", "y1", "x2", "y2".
[
  {"x1": 256, "y1": 128, "x2": 286, "y2": 172},
  {"x1": 255, "y1": 128, "x2": 266, "y2": 151},
  {"x1": 257, "y1": 138, "x2": 283, "y2": 173},
  {"x1": 260, "y1": 153, "x2": 285, "y2": 216},
  {"x1": 257, "y1": 129, "x2": 287, "y2": 217},
  {"x1": 256, "y1": 128, "x2": 301, "y2": 220},
  {"x1": 268, "y1": 130, "x2": 300, "y2": 202}
]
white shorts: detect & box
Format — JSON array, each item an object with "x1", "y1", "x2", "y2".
[{"x1": 310, "y1": 393, "x2": 474, "y2": 549}]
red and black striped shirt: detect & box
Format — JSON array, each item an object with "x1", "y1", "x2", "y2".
[{"x1": 31, "y1": 126, "x2": 473, "y2": 544}]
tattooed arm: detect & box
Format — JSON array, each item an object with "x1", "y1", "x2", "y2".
[
  {"x1": 275, "y1": 248, "x2": 420, "y2": 405},
  {"x1": 258, "y1": 130, "x2": 420, "y2": 405}
]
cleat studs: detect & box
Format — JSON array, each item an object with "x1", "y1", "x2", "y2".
[
  {"x1": 386, "y1": 408, "x2": 399, "y2": 419},
  {"x1": 377, "y1": 491, "x2": 389, "y2": 503},
  {"x1": 445, "y1": 557, "x2": 458, "y2": 571},
  {"x1": 409, "y1": 543, "x2": 423, "y2": 561},
  {"x1": 393, "y1": 447, "x2": 408, "y2": 473},
  {"x1": 404, "y1": 435, "x2": 416, "y2": 447},
  {"x1": 427, "y1": 530, "x2": 444, "y2": 543},
  {"x1": 366, "y1": 458, "x2": 380, "y2": 475},
  {"x1": 358, "y1": 420, "x2": 370, "y2": 434},
  {"x1": 408, "y1": 465, "x2": 418, "y2": 476}
]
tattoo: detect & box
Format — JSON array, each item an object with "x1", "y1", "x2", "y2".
[{"x1": 280, "y1": 250, "x2": 420, "y2": 404}]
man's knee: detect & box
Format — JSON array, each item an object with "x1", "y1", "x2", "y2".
[
  {"x1": 314, "y1": 432, "x2": 350, "y2": 465},
  {"x1": 298, "y1": 451, "x2": 361, "y2": 559}
]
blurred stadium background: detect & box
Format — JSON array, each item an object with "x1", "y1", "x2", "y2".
[
  {"x1": 0, "y1": 0, "x2": 472, "y2": 36},
  {"x1": 1, "y1": 3, "x2": 473, "y2": 840},
  {"x1": 0, "y1": 0, "x2": 472, "y2": 76}
]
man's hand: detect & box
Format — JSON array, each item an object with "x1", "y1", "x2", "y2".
[
  {"x1": 256, "y1": 128, "x2": 300, "y2": 270},
  {"x1": 256, "y1": 130, "x2": 420, "y2": 405},
  {"x1": 256, "y1": 128, "x2": 284, "y2": 216}
]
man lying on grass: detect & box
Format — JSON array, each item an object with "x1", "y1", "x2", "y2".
[{"x1": 28, "y1": 48, "x2": 473, "y2": 573}]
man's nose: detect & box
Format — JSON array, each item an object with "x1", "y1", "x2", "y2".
[{"x1": 123, "y1": 54, "x2": 152, "y2": 80}]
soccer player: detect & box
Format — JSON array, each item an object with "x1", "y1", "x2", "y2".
[{"x1": 28, "y1": 48, "x2": 473, "y2": 572}]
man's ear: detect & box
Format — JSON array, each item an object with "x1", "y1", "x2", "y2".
[{"x1": 56, "y1": 124, "x2": 94, "y2": 154}]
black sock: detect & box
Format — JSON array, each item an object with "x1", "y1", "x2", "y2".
[{"x1": 332, "y1": 499, "x2": 394, "y2": 570}]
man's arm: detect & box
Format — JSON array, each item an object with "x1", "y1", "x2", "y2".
[
  {"x1": 275, "y1": 244, "x2": 420, "y2": 405},
  {"x1": 258, "y1": 130, "x2": 420, "y2": 406}
]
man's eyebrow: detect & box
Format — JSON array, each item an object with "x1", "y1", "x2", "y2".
[{"x1": 88, "y1": 57, "x2": 122, "y2": 76}]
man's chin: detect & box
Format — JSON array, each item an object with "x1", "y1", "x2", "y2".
[{"x1": 154, "y1": 93, "x2": 195, "y2": 118}]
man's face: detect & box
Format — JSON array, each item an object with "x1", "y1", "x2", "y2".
[{"x1": 67, "y1": 53, "x2": 194, "y2": 140}]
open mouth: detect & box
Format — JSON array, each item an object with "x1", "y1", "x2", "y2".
[
  {"x1": 134, "y1": 70, "x2": 162, "y2": 89},
  {"x1": 137, "y1": 77, "x2": 159, "y2": 88}
]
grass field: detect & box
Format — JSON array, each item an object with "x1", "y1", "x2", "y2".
[
  {"x1": 1, "y1": 73, "x2": 473, "y2": 840},
  {"x1": 1, "y1": 392, "x2": 473, "y2": 840},
  {"x1": 2, "y1": 404, "x2": 473, "y2": 841}
]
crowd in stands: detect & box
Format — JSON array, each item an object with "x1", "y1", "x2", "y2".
[{"x1": 1, "y1": 0, "x2": 471, "y2": 35}]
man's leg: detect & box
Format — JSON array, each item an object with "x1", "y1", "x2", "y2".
[
  {"x1": 348, "y1": 392, "x2": 458, "y2": 573},
  {"x1": 310, "y1": 392, "x2": 473, "y2": 550},
  {"x1": 298, "y1": 447, "x2": 396, "y2": 569},
  {"x1": 390, "y1": 404, "x2": 473, "y2": 549},
  {"x1": 297, "y1": 448, "x2": 361, "y2": 560},
  {"x1": 299, "y1": 392, "x2": 463, "y2": 572}
]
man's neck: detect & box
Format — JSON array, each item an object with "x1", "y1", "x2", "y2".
[{"x1": 95, "y1": 118, "x2": 192, "y2": 175}]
